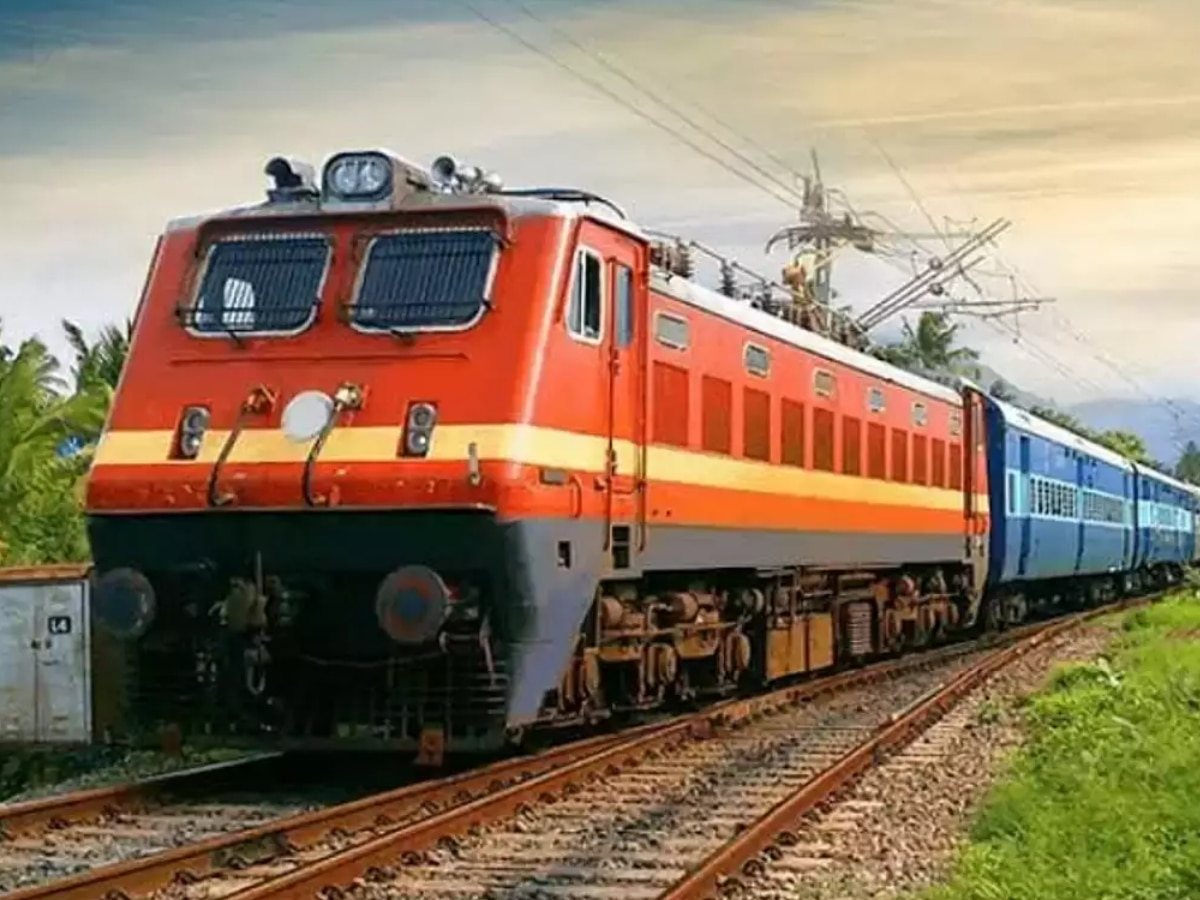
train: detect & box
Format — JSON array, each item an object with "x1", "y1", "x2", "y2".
[{"x1": 81, "y1": 148, "x2": 1200, "y2": 762}]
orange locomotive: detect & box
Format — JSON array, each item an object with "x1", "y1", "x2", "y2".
[{"x1": 84, "y1": 150, "x2": 991, "y2": 757}]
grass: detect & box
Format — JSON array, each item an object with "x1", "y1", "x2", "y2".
[{"x1": 923, "y1": 591, "x2": 1200, "y2": 900}]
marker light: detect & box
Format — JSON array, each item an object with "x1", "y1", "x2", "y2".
[
  {"x1": 176, "y1": 405, "x2": 210, "y2": 459},
  {"x1": 323, "y1": 152, "x2": 394, "y2": 202},
  {"x1": 402, "y1": 401, "x2": 437, "y2": 457}
]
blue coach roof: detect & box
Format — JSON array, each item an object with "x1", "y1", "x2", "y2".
[
  {"x1": 988, "y1": 396, "x2": 1134, "y2": 471},
  {"x1": 1132, "y1": 461, "x2": 1196, "y2": 493}
]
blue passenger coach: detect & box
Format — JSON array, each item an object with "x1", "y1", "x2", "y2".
[
  {"x1": 982, "y1": 396, "x2": 1135, "y2": 598},
  {"x1": 1130, "y1": 463, "x2": 1195, "y2": 581},
  {"x1": 1185, "y1": 482, "x2": 1200, "y2": 566}
]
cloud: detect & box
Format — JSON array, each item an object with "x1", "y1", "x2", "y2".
[{"x1": 1, "y1": 0, "x2": 1199, "y2": 406}]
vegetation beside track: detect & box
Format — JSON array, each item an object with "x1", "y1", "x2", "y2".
[{"x1": 922, "y1": 589, "x2": 1200, "y2": 900}]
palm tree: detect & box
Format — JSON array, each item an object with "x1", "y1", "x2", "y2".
[
  {"x1": 63, "y1": 317, "x2": 132, "y2": 392},
  {"x1": 0, "y1": 321, "x2": 106, "y2": 563},
  {"x1": 61, "y1": 318, "x2": 132, "y2": 446},
  {"x1": 873, "y1": 311, "x2": 981, "y2": 378},
  {"x1": 898, "y1": 312, "x2": 981, "y2": 376}
]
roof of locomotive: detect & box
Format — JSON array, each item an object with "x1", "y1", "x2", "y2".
[
  {"x1": 985, "y1": 395, "x2": 1134, "y2": 471},
  {"x1": 166, "y1": 187, "x2": 963, "y2": 407}
]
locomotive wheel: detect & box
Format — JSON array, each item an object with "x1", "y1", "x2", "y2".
[{"x1": 651, "y1": 643, "x2": 679, "y2": 688}]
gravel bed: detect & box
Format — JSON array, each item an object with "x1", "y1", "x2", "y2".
[
  {"x1": 747, "y1": 620, "x2": 1119, "y2": 900},
  {"x1": 0, "y1": 798, "x2": 318, "y2": 893},
  {"x1": 343, "y1": 650, "x2": 993, "y2": 900}
]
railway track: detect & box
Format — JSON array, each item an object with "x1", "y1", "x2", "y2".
[
  {"x1": 0, "y1": 751, "x2": 401, "y2": 897},
  {"x1": 2, "y1": 597, "x2": 1141, "y2": 900}
]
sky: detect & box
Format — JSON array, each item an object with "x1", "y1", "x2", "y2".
[{"x1": 2, "y1": 0, "x2": 1198, "y2": 407}]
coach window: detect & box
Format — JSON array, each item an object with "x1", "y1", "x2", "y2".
[
  {"x1": 949, "y1": 411, "x2": 963, "y2": 437},
  {"x1": 613, "y1": 262, "x2": 634, "y2": 348},
  {"x1": 654, "y1": 311, "x2": 689, "y2": 350},
  {"x1": 867, "y1": 386, "x2": 886, "y2": 414},
  {"x1": 567, "y1": 248, "x2": 604, "y2": 343},
  {"x1": 744, "y1": 343, "x2": 770, "y2": 377}
]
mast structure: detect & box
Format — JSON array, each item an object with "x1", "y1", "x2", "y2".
[{"x1": 763, "y1": 149, "x2": 1054, "y2": 341}]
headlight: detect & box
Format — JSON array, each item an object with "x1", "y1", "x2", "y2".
[
  {"x1": 281, "y1": 390, "x2": 335, "y2": 444},
  {"x1": 323, "y1": 152, "x2": 394, "y2": 202}
]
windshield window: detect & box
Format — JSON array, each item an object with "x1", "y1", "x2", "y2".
[
  {"x1": 350, "y1": 228, "x2": 499, "y2": 331},
  {"x1": 187, "y1": 235, "x2": 329, "y2": 335}
]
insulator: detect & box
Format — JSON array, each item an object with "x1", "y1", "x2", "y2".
[
  {"x1": 719, "y1": 262, "x2": 736, "y2": 297},
  {"x1": 675, "y1": 242, "x2": 694, "y2": 279}
]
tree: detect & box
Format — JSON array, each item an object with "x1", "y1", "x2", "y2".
[
  {"x1": 989, "y1": 379, "x2": 1017, "y2": 402},
  {"x1": 881, "y1": 312, "x2": 981, "y2": 378},
  {"x1": 1095, "y1": 429, "x2": 1151, "y2": 464},
  {"x1": 63, "y1": 318, "x2": 132, "y2": 393},
  {"x1": 61, "y1": 318, "x2": 131, "y2": 449},
  {"x1": 0, "y1": 320, "x2": 111, "y2": 565},
  {"x1": 1176, "y1": 441, "x2": 1200, "y2": 484}
]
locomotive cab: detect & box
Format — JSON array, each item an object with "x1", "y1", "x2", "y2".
[{"x1": 84, "y1": 150, "x2": 641, "y2": 756}]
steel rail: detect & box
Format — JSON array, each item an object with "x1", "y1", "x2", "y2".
[{"x1": 657, "y1": 595, "x2": 1155, "y2": 900}]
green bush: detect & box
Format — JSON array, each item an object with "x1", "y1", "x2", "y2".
[{"x1": 924, "y1": 592, "x2": 1200, "y2": 900}]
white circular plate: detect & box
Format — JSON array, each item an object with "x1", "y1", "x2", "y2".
[{"x1": 281, "y1": 390, "x2": 335, "y2": 443}]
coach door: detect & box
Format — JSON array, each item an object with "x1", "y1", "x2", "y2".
[{"x1": 602, "y1": 239, "x2": 647, "y2": 572}]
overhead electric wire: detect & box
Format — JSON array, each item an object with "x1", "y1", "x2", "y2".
[
  {"x1": 454, "y1": 0, "x2": 806, "y2": 211},
  {"x1": 502, "y1": 0, "x2": 810, "y2": 209},
  {"x1": 460, "y1": 0, "x2": 1190, "y2": 454}
]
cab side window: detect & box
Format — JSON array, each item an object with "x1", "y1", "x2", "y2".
[
  {"x1": 614, "y1": 262, "x2": 634, "y2": 348},
  {"x1": 568, "y1": 248, "x2": 604, "y2": 342}
]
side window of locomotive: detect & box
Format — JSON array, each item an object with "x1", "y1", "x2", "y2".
[
  {"x1": 568, "y1": 249, "x2": 604, "y2": 343},
  {"x1": 189, "y1": 235, "x2": 329, "y2": 335},
  {"x1": 654, "y1": 312, "x2": 690, "y2": 350},
  {"x1": 613, "y1": 262, "x2": 634, "y2": 348}
]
